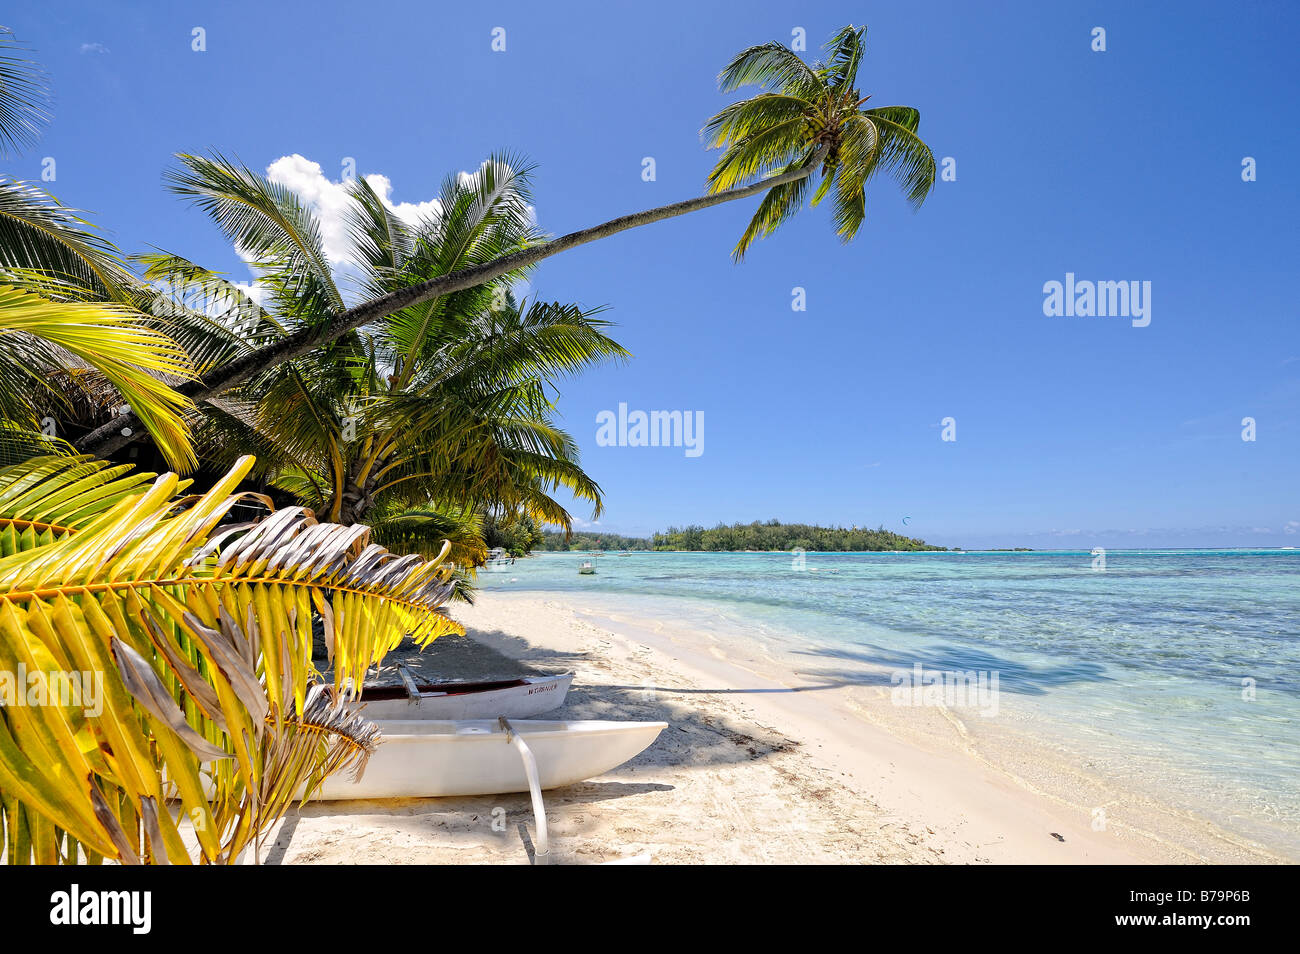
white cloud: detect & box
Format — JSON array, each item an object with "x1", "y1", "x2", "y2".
[
  {"x1": 264, "y1": 155, "x2": 370, "y2": 269},
  {"x1": 233, "y1": 281, "x2": 267, "y2": 308},
  {"x1": 360, "y1": 172, "x2": 443, "y2": 228},
  {"x1": 79, "y1": 42, "x2": 109, "y2": 54}
]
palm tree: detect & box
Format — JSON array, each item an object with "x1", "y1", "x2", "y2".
[
  {"x1": 135, "y1": 154, "x2": 625, "y2": 556},
  {"x1": 79, "y1": 24, "x2": 934, "y2": 459}
]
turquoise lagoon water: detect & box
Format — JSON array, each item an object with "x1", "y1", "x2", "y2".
[{"x1": 477, "y1": 549, "x2": 1300, "y2": 855}]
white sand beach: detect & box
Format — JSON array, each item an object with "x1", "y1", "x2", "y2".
[{"x1": 267, "y1": 592, "x2": 1286, "y2": 865}]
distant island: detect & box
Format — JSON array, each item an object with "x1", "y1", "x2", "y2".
[{"x1": 538, "y1": 520, "x2": 946, "y2": 553}]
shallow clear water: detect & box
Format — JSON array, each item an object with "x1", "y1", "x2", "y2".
[{"x1": 477, "y1": 549, "x2": 1300, "y2": 855}]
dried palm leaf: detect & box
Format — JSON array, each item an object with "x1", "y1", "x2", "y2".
[{"x1": 0, "y1": 454, "x2": 462, "y2": 864}]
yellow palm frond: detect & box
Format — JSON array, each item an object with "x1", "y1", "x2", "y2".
[
  {"x1": 0, "y1": 283, "x2": 198, "y2": 471},
  {"x1": 0, "y1": 454, "x2": 462, "y2": 864}
]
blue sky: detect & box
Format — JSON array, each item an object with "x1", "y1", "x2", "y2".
[{"x1": 9, "y1": 1, "x2": 1299, "y2": 547}]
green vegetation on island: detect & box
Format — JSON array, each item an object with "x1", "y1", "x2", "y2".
[
  {"x1": 655, "y1": 521, "x2": 943, "y2": 551},
  {"x1": 540, "y1": 521, "x2": 943, "y2": 552},
  {"x1": 538, "y1": 530, "x2": 655, "y2": 552}
]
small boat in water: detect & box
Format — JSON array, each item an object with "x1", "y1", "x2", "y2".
[
  {"x1": 312, "y1": 719, "x2": 668, "y2": 799},
  {"x1": 359, "y1": 672, "x2": 574, "y2": 720},
  {"x1": 578, "y1": 560, "x2": 596, "y2": 574}
]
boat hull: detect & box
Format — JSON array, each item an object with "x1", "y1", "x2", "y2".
[
  {"x1": 311, "y1": 719, "x2": 667, "y2": 800},
  {"x1": 359, "y1": 672, "x2": 573, "y2": 721}
]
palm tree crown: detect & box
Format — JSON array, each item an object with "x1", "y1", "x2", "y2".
[
  {"x1": 703, "y1": 24, "x2": 936, "y2": 258},
  {"x1": 142, "y1": 153, "x2": 626, "y2": 562}
]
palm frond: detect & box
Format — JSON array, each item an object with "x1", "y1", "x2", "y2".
[
  {"x1": 822, "y1": 24, "x2": 867, "y2": 91},
  {"x1": 859, "y1": 107, "x2": 936, "y2": 206},
  {"x1": 0, "y1": 179, "x2": 135, "y2": 299},
  {"x1": 0, "y1": 283, "x2": 198, "y2": 470},
  {"x1": 135, "y1": 251, "x2": 286, "y2": 374},
  {"x1": 731, "y1": 152, "x2": 818, "y2": 259},
  {"x1": 705, "y1": 116, "x2": 815, "y2": 193},
  {"x1": 426, "y1": 154, "x2": 537, "y2": 273},
  {"x1": 343, "y1": 176, "x2": 415, "y2": 296},
  {"x1": 717, "y1": 40, "x2": 824, "y2": 98},
  {"x1": 0, "y1": 454, "x2": 462, "y2": 864},
  {"x1": 0, "y1": 425, "x2": 75, "y2": 469},
  {"x1": 702, "y1": 93, "x2": 812, "y2": 151},
  {"x1": 246, "y1": 681, "x2": 379, "y2": 824},
  {"x1": 165, "y1": 152, "x2": 344, "y2": 320},
  {"x1": 370, "y1": 504, "x2": 488, "y2": 567},
  {"x1": 0, "y1": 455, "x2": 161, "y2": 555},
  {"x1": 0, "y1": 29, "x2": 49, "y2": 158},
  {"x1": 447, "y1": 299, "x2": 630, "y2": 385},
  {"x1": 824, "y1": 116, "x2": 879, "y2": 240}
]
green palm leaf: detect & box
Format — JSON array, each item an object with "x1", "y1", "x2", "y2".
[
  {"x1": 165, "y1": 152, "x2": 345, "y2": 321},
  {"x1": 344, "y1": 176, "x2": 415, "y2": 285},
  {"x1": 369, "y1": 503, "x2": 488, "y2": 567},
  {"x1": 0, "y1": 29, "x2": 49, "y2": 158},
  {"x1": 135, "y1": 250, "x2": 287, "y2": 374},
  {"x1": 0, "y1": 179, "x2": 135, "y2": 300},
  {"x1": 717, "y1": 40, "x2": 824, "y2": 98},
  {"x1": 822, "y1": 24, "x2": 867, "y2": 91},
  {"x1": 860, "y1": 106, "x2": 937, "y2": 206}
]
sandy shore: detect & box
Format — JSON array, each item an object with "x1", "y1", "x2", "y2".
[{"x1": 270, "y1": 592, "x2": 1286, "y2": 865}]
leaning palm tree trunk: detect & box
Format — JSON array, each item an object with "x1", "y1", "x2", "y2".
[{"x1": 77, "y1": 150, "x2": 828, "y2": 460}]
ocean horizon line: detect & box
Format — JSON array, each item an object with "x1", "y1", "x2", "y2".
[{"x1": 537, "y1": 546, "x2": 1300, "y2": 554}]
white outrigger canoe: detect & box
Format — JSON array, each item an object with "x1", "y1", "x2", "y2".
[
  {"x1": 312, "y1": 719, "x2": 667, "y2": 800},
  {"x1": 359, "y1": 671, "x2": 574, "y2": 721}
]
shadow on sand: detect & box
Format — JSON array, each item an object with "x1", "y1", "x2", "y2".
[{"x1": 388, "y1": 627, "x2": 803, "y2": 768}]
